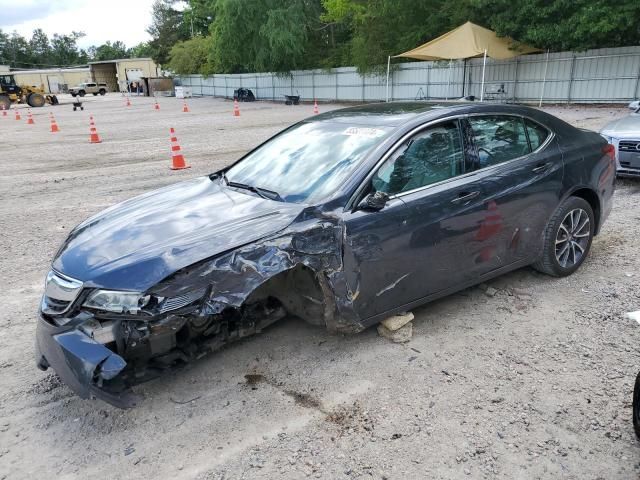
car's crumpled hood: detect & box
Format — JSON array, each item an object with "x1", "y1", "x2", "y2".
[
  {"x1": 600, "y1": 114, "x2": 640, "y2": 138},
  {"x1": 53, "y1": 176, "x2": 305, "y2": 291}
]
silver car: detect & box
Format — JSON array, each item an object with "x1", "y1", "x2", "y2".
[{"x1": 600, "y1": 101, "x2": 640, "y2": 178}]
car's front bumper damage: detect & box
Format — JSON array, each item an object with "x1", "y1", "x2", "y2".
[{"x1": 35, "y1": 314, "x2": 139, "y2": 408}]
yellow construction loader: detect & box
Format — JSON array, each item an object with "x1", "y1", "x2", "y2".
[{"x1": 0, "y1": 73, "x2": 58, "y2": 111}]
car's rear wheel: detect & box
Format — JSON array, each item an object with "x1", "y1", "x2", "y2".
[
  {"x1": 633, "y1": 371, "x2": 640, "y2": 440},
  {"x1": 533, "y1": 196, "x2": 594, "y2": 277}
]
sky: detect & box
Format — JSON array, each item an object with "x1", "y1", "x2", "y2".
[{"x1": 0, "y1": 0, "x2": 157, "y2": 48}]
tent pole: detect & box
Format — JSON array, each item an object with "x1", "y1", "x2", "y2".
[
  {"x1": 480, "y1": 49, "x2": 487, "y2": 102},
  {"x1": 539, "y1": 50, "x2": 550, "y2": 107},
  {"x1": 462, "y1": 58, "x2": 467, "y2": 97},
  {"x1": 446, "y1": 60, "x2": 452, "y2": 100},
  {"x1": 385, "y1": 55, "x2": 391, "y2": 102}
]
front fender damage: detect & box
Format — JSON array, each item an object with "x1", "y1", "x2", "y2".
[{"x1": 151, "y1": 212, "x2": 365, "y2": 334}]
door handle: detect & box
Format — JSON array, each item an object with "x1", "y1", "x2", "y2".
[
  {"x1": 451, "y1": 191, "x2": 480, "y2": 204},
  {"x1": 532, "y1": 162, "x2": 553, "y2": 174}
]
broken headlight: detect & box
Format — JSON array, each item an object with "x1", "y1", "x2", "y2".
[
  {"x1": 82, "y1": 287, "x2": 208, "y2": 315},
  {"x1": 83, "y1": 290, "x2": 151, "y2": 314}
]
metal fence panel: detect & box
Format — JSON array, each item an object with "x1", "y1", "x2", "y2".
[{"x1": 178, "y1": 45, "x2": 640, "y2": 104}]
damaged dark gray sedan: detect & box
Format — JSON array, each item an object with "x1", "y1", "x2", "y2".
[{"x1": 36, "y1": 102, "x2": 615, "y2": 407}]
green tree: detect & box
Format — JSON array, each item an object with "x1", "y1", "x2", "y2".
[
  {"x1": 210, "y1": 0, "x2": 325, "y2": 73},
  {"x1": 2, "y1": 31, "x2": 30, "y2": 67},
  {"x1": 28, "y1": 29, "x2": 52, "y2": 66},
  {"x1": 479, "y1": 0, "x2": 640, "y2": 51},
  {"x1": 0, "y1": 28, "x2": 143, "y2": 68},
  {"x1": 322, "y1": 0, "x2": 468, "y2": 73},
  {"x1": 50, "y1": 31, "x2": 87, "y2": 66},
  {"x1": 147, "y1": 0, "x2": 191, "y2": 65},
  {"x1": 0, "y1": 29, "x2": 8, "y2": 62},
  {"x1": 91, "y1": 41, "x2": 130, "y2": 61},
  {"x1": 168, "y1": 35, "x2": 213, "y2": 74},
  {"x1": 130, "y1": 42, "x2": 154, "y2": 58},
  {"x1": 185, "y1": 0, "x2": 216, "y2": 37}
]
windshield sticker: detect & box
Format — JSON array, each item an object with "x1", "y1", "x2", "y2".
[{"x1": 343, "y1": 127, "x2": 386, "y2": 138}]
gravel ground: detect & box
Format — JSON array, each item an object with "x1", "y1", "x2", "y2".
[{"x1": 0, "y1": 95, "x2": 639, "y2": 480}]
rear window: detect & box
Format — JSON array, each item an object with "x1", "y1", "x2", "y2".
[
  {"x1": 468, "y1": 115, "x2": 530, "y2": 168},
  {"x1": 525, "y1": 119, "x2": 550, "y2": 150}
]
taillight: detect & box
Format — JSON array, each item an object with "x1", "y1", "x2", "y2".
[{"x1": 602, "y1": 143, "x2": 615, "y2": 161}]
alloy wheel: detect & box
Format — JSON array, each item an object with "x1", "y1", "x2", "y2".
[{"x1": 555, "y1": 208, "x2": 590, "y2": 268}]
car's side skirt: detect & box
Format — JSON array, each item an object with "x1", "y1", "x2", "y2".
[{"x1": 361, "y1": 258, "x2": 533, "y2": 329}]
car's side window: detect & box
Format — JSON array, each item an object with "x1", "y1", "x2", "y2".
[
  {"x1": 525, "y1": 118, "x2": 550, "y2": 150},
  {"x1": 372, "y1": 120, "x2": 464, "y2": 196},
  {"x1": 468, "y1": 115, "x2": 531, "y2": 169}
]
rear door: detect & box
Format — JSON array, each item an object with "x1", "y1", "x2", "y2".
[{"x1": 463, "y1": 114, "x2": 564, "y2": 274}]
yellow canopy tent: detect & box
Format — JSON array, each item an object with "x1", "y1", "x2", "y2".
[{"x1": 386, "y1": 21, "x2": 542, "y2": 101}]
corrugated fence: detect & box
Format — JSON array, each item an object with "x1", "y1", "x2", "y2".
[{"x1": 178, "y1": 45, "x2": 640, "y2": 104}]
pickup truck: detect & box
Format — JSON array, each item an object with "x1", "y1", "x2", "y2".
[{"x1": 69, "y1": 82, "x2": 108, "y2": 97}]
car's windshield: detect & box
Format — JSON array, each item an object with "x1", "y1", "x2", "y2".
[{"x1": 225, "y1": 122, "x2": 391, "y2": 203}]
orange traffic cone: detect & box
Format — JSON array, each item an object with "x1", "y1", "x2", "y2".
[
  {"x1": 182, "y1": 100, "x2": 189, "y2": 113},
  {"x1": 126, "y1": 96, "x2": 131, "y2": 107},
  {"x1": 154, "y1": 98, "x2": 160, "y2": 110},
  {"x1": 49, "y1": 113, "x2": 60, "y2": 133},
  {"x1": 313, "y1": 100, "x2": 319, "y2": 114},
  {"x1": 89, "y1": 115, "x2": 102, "y2": 143},
  {"x1": 15, "y1": 109, "x2": 21, "y2": 121},
  {"x1": 1, "y1": 104, "x2": 6, "y2": 117},
  {"x1": 233, "y1": 99, "x2": 240, "y2": 117},
  {"x1": 169, "y1": 127, "x2": 190, "y2": 170},
  {"x1": 26, "y1": 109, "x2": 35, "y2": 124}
]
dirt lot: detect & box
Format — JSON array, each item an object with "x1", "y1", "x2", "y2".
[{"x1": 0, "y1": 95, "x2": 639, "y2": 480}]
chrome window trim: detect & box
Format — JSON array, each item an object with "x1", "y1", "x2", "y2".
[
  {"x1": 348, "y1": 112, "x2": 555, "y2": 207},
  {"x1": 42, "y1": 270, "x2": 84, "y2": 315}
]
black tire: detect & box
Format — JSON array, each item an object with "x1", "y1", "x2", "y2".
[
  {"x1": 26, "y1": 92, "x2": 46, "y2": 107},
  {"x1": 78, "y1": 90, "x2": 86, "y2": 97},
  {"x1": 73, "y1": 106, "x2": 77, "y2": 111},
  {"x1": 0, "y1": 95, "x2": 10, "y2": 112},
  {"x1": 533, "y1": 196, "x2": 594, "y2": 277},
  {"x1": 99, "y1": 89, "x2": 106, "y2": 96},
  {"x1": 633, "y1": 371, "x2": 640, "y2": 440}
]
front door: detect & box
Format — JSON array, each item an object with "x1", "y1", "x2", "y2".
[{"x1": 342, "y1": 119, "x2": 490, "y2": 320}]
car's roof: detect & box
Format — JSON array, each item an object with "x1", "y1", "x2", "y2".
[
  {"x1": 309, "y1": 101, "x2": 542, "y2": 127},
  {"x1": 309, "y1": 102, "x2": 466, "y2": 126}
]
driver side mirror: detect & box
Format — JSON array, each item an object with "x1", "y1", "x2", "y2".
[{"x1": 358, "y1": 190, "x2": 389, "y2": 212}]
